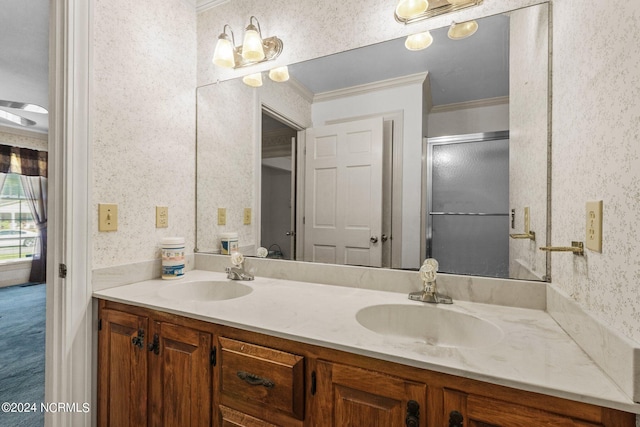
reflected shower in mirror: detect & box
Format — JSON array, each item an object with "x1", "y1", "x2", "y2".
[{"x1": 196, "y1": 3, "x2": 549, "y2": 281}]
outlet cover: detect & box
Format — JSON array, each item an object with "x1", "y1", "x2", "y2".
[
  {"x1": 586, "y1": 200, "x2": 603, "y2": 252},
  {"x1": 218, "y1": 208, "x2": 226, "y2": 225},
  {"x1": 243, "y1": 208, "x2": 252, "y2": 225},
  {"x1": 98, "y1": 203, "x2": 118, "y2": 232},
  {"x1": 156, "y1": 206, "x2": 168, "y2": 228}
]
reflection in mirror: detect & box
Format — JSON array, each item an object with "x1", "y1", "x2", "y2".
[{"x1": 196, "y1": 3, "x2": 549, "y2": 281}]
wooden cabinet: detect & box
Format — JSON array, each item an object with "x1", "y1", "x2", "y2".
[
  {"x1": 148, "y1": 321, "x2": 213, "y2": 427},
  {"x1": 98, "y1": 302, "x2": 213, "y2": 427},
  {"x1": 96, "y1": 300, "x2": 635, "y2": 427},
  {"x1": 98, "y1": 308, "x2": 148, "y2": 427},
  {"x1": 442, "y1": 388, "x2": 635, "y2": 427},
  {"x1": 311, "y1": 361, "x2": 427, "y2": 427}
]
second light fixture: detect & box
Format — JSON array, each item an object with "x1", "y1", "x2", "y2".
[{"x1": 212, "y1": 16, "x2": 283, "y2": 69}]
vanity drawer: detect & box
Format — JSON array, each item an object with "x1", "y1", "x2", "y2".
[{"x1": 219, "y1": 337, "x2": 305, "y2": 420}]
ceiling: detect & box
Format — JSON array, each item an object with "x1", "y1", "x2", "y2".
[
  {"x1": 0, "y1": 0, "x2": 50, "y2": 134},
  {"x1": 288, "y1": 13, "x2": 509, "y2": 106}
]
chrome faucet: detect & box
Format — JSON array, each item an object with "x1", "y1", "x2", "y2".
[
  {"x1": 408, "y1": 279, "x2": 452, "y2": 304},
  {"x1": 225, "y1": 266, "x2": 254, "y2": 281},
  {"x1": 226, "y1": 252, "x2": 254, "y2": 280},
  {"x1": 408, "y1": 258, "x2": 452, "y2": 304}
]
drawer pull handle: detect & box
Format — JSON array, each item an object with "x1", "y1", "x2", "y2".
[{"x1": 237, "y1": 371, "x2": 275, "y2": 389}]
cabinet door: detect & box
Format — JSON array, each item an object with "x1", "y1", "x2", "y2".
[
  {"x1": 98, "y1": 309, "x2": 148, "y2": 427},
  {"x1": 443, "y1": 389, "x2": 603, "y2": 427},
  {"x1": 149, "y1": 321, "x2": 213, "y2": 427},
  {"x1": 312, "y1": 361, "x2": 427, "y2": 427}
]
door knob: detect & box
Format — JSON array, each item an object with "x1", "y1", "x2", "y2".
[
  {"x1": 285, "y1": 231, "x2": 295, "y2": 236},
  {"x1": 370, "y1": 236, "x2": 379, "y2": 244},
  {"x1": 381, "y1": 234, "x2": 388, "y2": 242}
]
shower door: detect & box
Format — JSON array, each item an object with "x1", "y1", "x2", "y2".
[{"x1": 426, "y1": 131, "x2": 509, "y2": 278}]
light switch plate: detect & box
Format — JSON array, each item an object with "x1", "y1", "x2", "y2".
[
  {"x1": 243, "y1": 208, "x2": 252, "y2": 225},
  {"x1": 156, "y1": 206, "x2": 168, "y2": 228},
  {"x1": 218, "y1": 208, "x2": 226, "y2": 225},
  {"x1": 586, "y1": 200, "x2": 603, "y2": 252},
  {"x1": 98, "y1": 203, "x2": 118, "y2": 232}
]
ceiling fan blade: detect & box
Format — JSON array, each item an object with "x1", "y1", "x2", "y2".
[
  {"x1": 0, "y1": 100, "x2": 48, "y2": 114},
  {"x1": 0, "y1": 109, "x2": 37, "y2": 127}
]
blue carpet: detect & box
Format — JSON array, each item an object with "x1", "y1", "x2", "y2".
[{"x1": 0, "y1": 283, "x2": 45, "y2": 427}]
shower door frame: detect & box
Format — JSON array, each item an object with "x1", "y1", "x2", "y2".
[{"x1": 420, "y1": 130, "x2": 510, "y2": 264}]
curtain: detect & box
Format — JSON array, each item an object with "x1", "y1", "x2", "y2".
[
  {"x1": 20, "y1": 176, "x2": 47, "y2": 283},
  {"x1": 1, "y1": 144, "x2": 48, "y2": 283}
]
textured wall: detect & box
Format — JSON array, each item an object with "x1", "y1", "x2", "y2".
[
  {"x1": 92, "y1": 0, "x2": 197, "y2": 268},
  {"x1": 508, "y1": 4, "x2": 549, "y2": 281},
  {"x1": 196, "y1": 76, "x2": 311, "y2": 253},
  {"x1": 552, "y1": 0, "x2": 640, "y2": 344}
]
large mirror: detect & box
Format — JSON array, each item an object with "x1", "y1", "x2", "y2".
[{"x1": 196, "y1": 3, "x2": 549, "y2": 281}]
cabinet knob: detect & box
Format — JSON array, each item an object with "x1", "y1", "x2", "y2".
[
  {"x1": 405, "y1": 400, "x2": 419, "y2": 427},
  {"x1": 449, "y1": 410, "x2": 464, "y2": 427},
  {"x1": 148, "y1": 333, "x2": 159, "y2": 354},
  {"x1": 131, "y1": 329, "x2": 144, "y2": 349}
]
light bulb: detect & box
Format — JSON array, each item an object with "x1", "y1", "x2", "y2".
[
  {"x1": 213, "y1": 35, "x2": 235, "y2": 68},
  {"x1": 242, "y1": 27, "x2": 265, "y2": 61},
  {"x1": 448, "y1": 20, "x2": 479, "y2": 40},
  {"x1": 395, "y1": 0, "x2": 428, "y2": 19},
  {"x1": 268, "y1": 66, "x2": 290, "y2": 82},
  {"x1": 242, "y1": 72, "x2": 263, "y2": 87},
  {"x1": 405, "y1": 31, "x2": 433, "y2": 51}
]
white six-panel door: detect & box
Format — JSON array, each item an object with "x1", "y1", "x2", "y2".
[{"x1": 304, "y1": 118, "x2": 384, "y2": 267}]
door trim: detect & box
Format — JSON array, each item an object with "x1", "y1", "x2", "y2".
[{"x1": 46, "y1": 0, "x2": 93, "y2": 425}]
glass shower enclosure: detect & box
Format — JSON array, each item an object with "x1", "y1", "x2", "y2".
[{"x1": 424, "y1": 131, "x2": 509, "y2": 278}]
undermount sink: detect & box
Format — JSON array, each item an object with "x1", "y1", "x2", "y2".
[
  {"x1": 158, "y1": 280, "x2": 252, "y2": 302},
  {"x1": 356, "y1": 304, "x2": 503, "y2": 348}
]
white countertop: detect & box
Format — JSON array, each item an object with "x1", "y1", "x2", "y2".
[{"x1": 93, "y1": 269, "x2": 640, "y2": 414}]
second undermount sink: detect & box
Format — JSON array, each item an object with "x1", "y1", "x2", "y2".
[
  {"x1": 158, "y1": 280, "x2": 253, "y2": 302},
  {"x1": 356, "y1": 304, "x2": 503, "y2": 348}
]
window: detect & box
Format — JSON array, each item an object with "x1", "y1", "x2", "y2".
[{"x1": 0, "y1": 173, "x2": 39, "y2": 261}]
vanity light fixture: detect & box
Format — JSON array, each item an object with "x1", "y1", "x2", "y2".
[
  {"x1": 213, "y1": 24, "x2": 237, "y2": 68},
  {"x1": 395, "y1": 0, "x2": 483, "y2": 24},
  {"x1": 268, "y1": 66, "x2": 290, "y2": 82},
  {"x1": 242, "y1": 66, "x2": 290, "y2": 87},
  {"x1": 448, "y1": 20, "x2": 479, "y2": 40},
  {"x1": 242, "y1": 72, "x2": 263, "y2": 87},
  {"x1": 395, "y1": 0, "x2": 429, "y2": 20},
  {"x1": 212, "y1": 16, "x2": 283, "y2": 70},
  {"x1": 405, "y1": 31, "x2": 433, "y2": 51}
]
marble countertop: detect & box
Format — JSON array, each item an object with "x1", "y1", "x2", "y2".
[{"x1": 93, "y1": 269, "x2": 640, "y2": 414}]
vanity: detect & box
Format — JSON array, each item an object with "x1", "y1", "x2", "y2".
[{"x1": 94, "y1": 268, "x2": 639, "y2": 427}]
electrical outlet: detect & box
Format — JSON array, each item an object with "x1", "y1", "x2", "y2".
[
  {"x1": 243, "y1": 208, "x2": 252, "y2": 225},
  {"x1": 586, "y1": 201, "x2": 603, "y2": 252},
  {"x1": 524, "y1": 207, "x2": 530, "y2": 234},
  {"x1": 218, "y1": 208, "x2": 226, "y2": 225},
  {"x1": 156, "y1": 206, "x2": 168, "y2": 228},
  {"x1": 98, "y1": 203, "x2": 118, "y2": 232}
]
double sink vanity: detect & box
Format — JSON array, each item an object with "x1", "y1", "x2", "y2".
[{"x1": 94, "y1": 257, "x2": 639, "y2": 426}]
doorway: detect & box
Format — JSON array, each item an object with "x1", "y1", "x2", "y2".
[{"x1": 260, "y1": 110, "x2": 298, "y2": 260}]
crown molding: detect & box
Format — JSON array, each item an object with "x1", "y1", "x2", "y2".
[
  {"x1": 284, "y1": 76, "x2": 314, "y2": 104},
  {"x1": 0, "y1": 124, "x2": 48, "y2": 140},
  {"x1": 430, "y1": 96, "x2": 509, "y2": 113},
  {"x1": 313, "y1": 72, "x2": 429, "y2": 103},
  {"x1": 196, "y1": 0, "x2": 230, "y2": 13}
]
